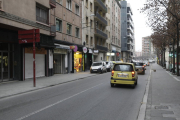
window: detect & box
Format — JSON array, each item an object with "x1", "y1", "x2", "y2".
[
  {"x1": 86, "y1": 17, "x2": 88, "y2": 26},
  {"x1": 56, "y1": 19, "x2": 62, "y2": 32},
  {"x1": 67, "y1": 23, "x2": 72, "y2": 35},
  {"x1": 86, "y1": 0, "x2": 88, "y2": 8},
  {"x1": 91, "y1": 37, "x2": 93, "y2": 45},
  {"x1": 90, "y1": 20, "x2": 93, "y2": 28},
  {"x1": 90, "y1": 2, "x2": 92, "y2": 11},
  {"x1": 113, "y1": 64, "x2": 133, "y2": 71},
  {"x1": 66, "y1": 0, "x2": 71, "y2": 10},
  {"x1": 75, "y1": 27, "x2": 79, "y2": 37},
  {"x1": 75, "y1": 4, "x2": 79, "y2": 15},
  {"x1": 36, "y1": 4, "x2": 49, "y2": 24},
  {"x1": 0, "y1": 1, "x2": 3, "y2": 10},
  {"x1": 86, "y1": 35, "x2": 88, "y2": 45},
  {"x1": 56, "y1": 0, "x2": 62, "y2": 4}
]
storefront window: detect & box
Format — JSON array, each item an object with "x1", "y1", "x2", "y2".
[{"x1": 74, "y1": 51, "x2": 83, "y2": 72}]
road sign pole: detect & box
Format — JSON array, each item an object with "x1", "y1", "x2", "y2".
[{"x1": 33, "y1": 29, "x2": 36, "y2": 87}]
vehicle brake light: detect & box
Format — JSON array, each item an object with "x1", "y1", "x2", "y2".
[
  {"x1": 111, "y1": 70, "x2": 114, "y2": 76},
  {"x1": 132, "y1": 71, "x2": 135, "y2": 77}
]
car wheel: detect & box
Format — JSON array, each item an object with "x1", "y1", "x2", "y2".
[
  {"x1": 135, "y1": 79, "x2": 138, "y2": 85},
  {"x1": 111, "y1": 83, "x2": 114, "y2": 87},
  {"x1": 100, "y1": 69, "x2": 103, "y2": 74},
  {"x1": 131, "y1": 84, "x2": 135, "y2": 89}
]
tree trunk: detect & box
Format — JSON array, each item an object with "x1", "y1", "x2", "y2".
[
  {"x1": 173, "y1": 38, "x2": 175, "y2": 74},
  {"x1": 177, "y1": 21, "x2": 179, "y2": 76}
]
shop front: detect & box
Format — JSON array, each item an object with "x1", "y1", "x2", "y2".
[
  {"x1": 74, "y1": 51, "x2": 83, "y2": 72},
  {"x1": 53, "y1": 48, "x2": 67, "y2": 74},
  {"x1": 0, "y1": 43, "x2": 14, "y2": 82},
  {"x1": 24, "y1": 47, "x2": 47, "y2": 79}
]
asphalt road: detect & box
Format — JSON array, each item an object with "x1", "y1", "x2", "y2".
[{"x1": 0, "y1": 67, "x2": 151, "y2": 120}]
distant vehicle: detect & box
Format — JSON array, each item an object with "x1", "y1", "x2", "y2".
[
  {"x1": 110, "y1": 62, "x2": 138, "y2": 88},
  {"x1": 134, "y1": 62, "x2": 145, "y2": 75},
  {"x1": 144, "y1": 61, "x2": 149, "y2": 66},
  {"x1": 106, "y1": 61, "x2": 114, "y2": 72},
  {"x1": 90, "y1": 62, "x2": 107, "y2": 73}
]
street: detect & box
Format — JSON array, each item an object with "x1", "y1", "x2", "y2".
[{"x1": 0, "y1": 67, "x2": 150, "y2": 120}]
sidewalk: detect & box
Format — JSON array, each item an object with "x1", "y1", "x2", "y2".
[
  {"x1": 145, "y1": 63, "x2": 180, "y2": 120},
  {"x1": 0, "y1": 72, "x2": 97, "y2": 99}
]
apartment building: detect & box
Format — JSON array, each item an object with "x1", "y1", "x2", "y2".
[
  {"x1": 53, "y1": 0, "x2": 82, "y2": 73},
  {"x1": 0, "y1": 0, "x2": 83, "y2": 81},
  {"x1": 93, "y1": 0, "x2": 108, "y2": 62},
  {"x1": 81, "y1": 0, "x2": 94, "y2": 70},
  {"x1": 142, "y1": 36, "x2": 151, "y2": 57},
  {"x1": 120, "y1": 1, "x2": 134, "y2": 62},
  {"x1": 142, "y1": 36, "x2": 155, "y2": 58}
]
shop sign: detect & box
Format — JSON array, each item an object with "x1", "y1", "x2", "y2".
[
  {"x1": 94, "y1": 50, "x2": 99, "y2": 53},
  {"x1": 54, "y1": 48, "x2": 67, "y2": 54},
  {"x1": 83, "y1": 47, "x2": 87, "y2": 53},
  {"x1": 116, "y1": 53, "x2": 120, "y2": 56},
  {"x1": 89, "y1": 49, "x2": 93, "y2": 53},
  {"x1": 25, "y1": 47, "x2": 47, "y2": 54}
]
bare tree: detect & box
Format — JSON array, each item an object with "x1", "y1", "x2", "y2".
[{"x1": 141, "y1": 0, "x2": 180, "y2": 75}]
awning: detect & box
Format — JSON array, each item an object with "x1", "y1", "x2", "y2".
[{"x1": 55, "y1": 44, "x2": 70, "y2": 49}]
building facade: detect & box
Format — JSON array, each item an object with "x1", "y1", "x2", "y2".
[
  {"x1": 53, "y1": 0, "x2": 82, "y2": 73},
  {"x1": 0, "y1": 0, "x2": 83, "y2": 81},
  {"x1": 107, "y1": 0, "x2": 121, "y2": 61},
  {"x1": 120, "y1": 1, "x2": 134, "y2": 62}
]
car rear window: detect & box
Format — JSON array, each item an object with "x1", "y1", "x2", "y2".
[
  {"x1": 113, "y1": 64, "x2": 133, "y2": 71},
  {"x1": 135, "y1": 63, "x2": 144, "y2": 66}
]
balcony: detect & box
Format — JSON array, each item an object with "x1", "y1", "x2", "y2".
[
  {"x1": 127, "y1": 40, "x2": 132, "y2": 45},
  {"x1": 127, "y1": 19, "x2": 134, "y2": 27},
  {"x1": 50, "y1": 0, "x2": 56, "y2": 8},
  {"x1": 127, "y1": 25, "x2": 134, "y2": 34},
  {"x1": 96, "y1": 45, "x2": 108, "y2": 52},
  {"x1": 95, "y1": 12, "x2": 107, "y2": 25},
  {"x1": 94, "y1": 0, "x2": 107, "y2": 12},
  {"x1": 94, "y1": 28, "x2": 108, "y2": 39},
  {"x1": 127, "y1": 33, "x2": 133, "y2": 40}
]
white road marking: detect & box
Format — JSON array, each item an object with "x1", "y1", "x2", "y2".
[
  {"x1": 166, "y1": 71, "x2": 180, "y2": 81},
  {"x1": 16, "y1": 83, "x2": 104, "y2": 120},
  {"x1": 137, "y1": 66, "x2": 151, "y2": 120}
]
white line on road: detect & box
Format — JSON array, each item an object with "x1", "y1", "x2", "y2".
[
  {"x1": 137, "y1": 66, "x2": 152, "y2": 120},
  {"x1": 16, "y1": 83, "x2": 104, "y2": 120},
  {"x1": 166, "y1": 71, "x2": 180, "y2": 81}
]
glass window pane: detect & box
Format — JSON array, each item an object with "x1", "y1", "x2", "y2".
[{"x1": 56, "y1": 20, "x2": 60, "y2": 31}]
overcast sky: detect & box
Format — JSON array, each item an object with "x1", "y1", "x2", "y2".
[{"x1": 125, "y1": 0, "x2": 153, "y2": 52}]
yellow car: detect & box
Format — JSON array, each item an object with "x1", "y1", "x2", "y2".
[{"x1": 110, "y1": 62, "x2": 138, "y2": 88}]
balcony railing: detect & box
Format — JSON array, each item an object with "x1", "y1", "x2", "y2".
[
  {"x1": 96, "y1": 45, "x2": 108, "y2": 52},
  {"x1": 50, "y1": 0, "x2": 56, "y2": 8},
  {"x1": 94, "y1": 28, "x2": 108, "y2": 39},
  {"x1": 94, "y1": 0, "x2": 107, "y2": 12},
  {"x1": 95, "y1": 12, "x2": 107, "y2": 25}
]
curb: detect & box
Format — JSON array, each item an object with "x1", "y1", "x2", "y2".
[
  {"x1": 137, "y1": 64, "x2": 152, "y2": 120},
  {"x1": 0, "y1": 74, "x2": 98, "y2": 99}
]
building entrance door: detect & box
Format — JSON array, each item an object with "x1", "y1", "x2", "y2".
[{"x1": 0, "y1": 52, "x2": 9, "y2": 81}]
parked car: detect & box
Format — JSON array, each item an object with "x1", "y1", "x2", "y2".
[
  {"x1": 90, "y1": 62, "x2": 107, "y2": 73},
  {"x1": 106, "y1": 61, "x2": 114, "y2": 72},
  {"x1": 110, "y1": 62, "x2": 138, "y2": 88},
  {"x1": 134, "y1": 62, "x2": 145, "y2": 74},
  {"x1": 144, "y1": 61, "x2": 149, "y2": 66}
]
